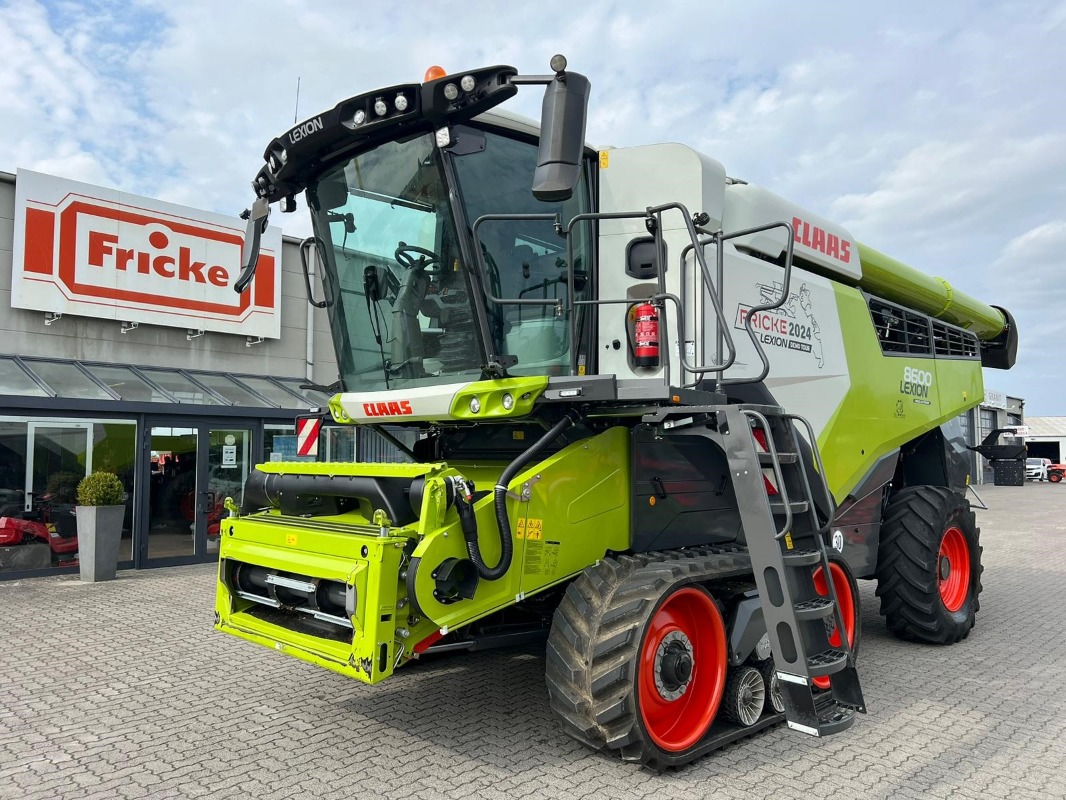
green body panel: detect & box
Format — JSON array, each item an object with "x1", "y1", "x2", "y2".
[
  {"x1": 409, "y1": 425, "x2": 630, "y2": 630},
  {"x1": 214, "y1": 426, "x2": 630, "y2": 683},
  {"x1": 856, "y1": 243, "x2": 1005, "y2": 340},
  {"x1": 448, "y1": 377, "x2": 548, "y2": 420},
  {"x1": 215, "y1": 519, "x2": 406, "y2": 682},
  {"x1": 818, "y1": 283, "x2": 984, "y2": 500}
]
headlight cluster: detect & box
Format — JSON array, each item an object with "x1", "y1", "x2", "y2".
[
  {"x1": 441, "y1": 75, "x2": 478, "y2": 102},
  {"x1": 352, "y1": 92, "x2": 413, "y2": 126}
]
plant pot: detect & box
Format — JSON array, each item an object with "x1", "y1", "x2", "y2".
[{"x1": 76, "y1": 505, "x2": 125, "y2": 582}]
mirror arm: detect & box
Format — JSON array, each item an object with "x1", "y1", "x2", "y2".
[{"x1": 234, "y1": 197, "x2": 270, "y2": 294}]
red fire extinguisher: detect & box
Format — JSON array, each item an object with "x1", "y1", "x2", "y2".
[{"x1": 633, "y1": 302, "x2": 660, "y2": 368}]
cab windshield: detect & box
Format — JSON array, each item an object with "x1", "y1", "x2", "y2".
[
  {"x1": 308, "y1": 125, "x2": 593, "y2": 393},
  {"x1": 309, "y1": 134, "x2": 481, "y2": 391}
]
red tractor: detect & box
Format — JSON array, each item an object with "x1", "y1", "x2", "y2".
[{"x1": 0, "y1": 489, "x2": 80, "y2": 564}]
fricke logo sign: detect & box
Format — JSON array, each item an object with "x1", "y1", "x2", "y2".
[{"x1": 11, "y1": 169, "x2": 282, "y2": 338}]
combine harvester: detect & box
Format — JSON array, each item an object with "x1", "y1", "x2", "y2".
[{"x1": 218, "y1": 57, "x2": 1018, "y2": 768}]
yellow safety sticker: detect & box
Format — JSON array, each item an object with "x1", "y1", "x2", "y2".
[
  {"x1": 513, "y1": 430, "x2": 525, "y2": 440},
  {"x1": 516, "y1": 518, "x2": 543, "y2": 540},
  {"x1": 783, "y1": 531, "x2": 794, "y2": 550},
  {"x1": 286, "y1": 533, "x2": 298, "y2": 547},
  {"x1": 599, "y1": 150, "x2": 609, "y2": 169}
]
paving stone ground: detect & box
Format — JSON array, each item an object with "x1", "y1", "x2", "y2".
[{"x1": 2, "y1": 483, "x2": 1065, "y2": 799}]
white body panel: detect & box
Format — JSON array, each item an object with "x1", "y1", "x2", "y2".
[
  {"x1": 335, "y1": 382, "x2": 468, "y2": 422},
  {"x1": 723, "y1": 183, "x2": 861, "y2": 283},
  {"x1": 593, "y1": 147, "x2": 855, "y2": 434},
  {"x1": 596, "y1": 144, "x2": 727, "y2": 385}
]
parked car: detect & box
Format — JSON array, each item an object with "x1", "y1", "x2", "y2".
[{"x1": 1026, "y1": 458, "x2": 1052, "y2": 481}]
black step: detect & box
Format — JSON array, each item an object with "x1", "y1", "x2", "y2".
[
  {"x1": 781, "y1": 548, "x2": 822, "y2": 567},
  {"x1": 786, "y1": 700, "x2": 856, "y2": 738},
  {"x1": 758, "y1": 452, "x2": 798, "y2": 466},
  {"x1": 769, "y1": 500, "x2": 809, "y2": 515},
  {"x1": 792, "y1": 596, "x2": 835, "y2": 621},
  {"x1": 817, "y1": 705, "x2": 856, "y2": 736},
  {"x1": 806, "y1": 649, "x2": 849, "y2": 677}
]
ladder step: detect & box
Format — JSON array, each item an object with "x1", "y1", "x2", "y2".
[
  {"x1": 786, "y1": 703, "x2": 856, "y2": 738},
  {"x1": 793, "y1": 596, "x2": 835, "y2": 621},
  {"x1": 807, "y1": 649, "x2": 849, "y2": 677},
  {"x1": 781, "y1": 548, "x2": 822, "y2": 567},
  {"x1": 758, "y1": 452, "x2": 798, "y2": 466},
  {"x1": 817, "y1": 705, "x2": 856, "y2": 736},
  {"x1": 769, "y1": 500, "x2": 809, "y2": 515}
]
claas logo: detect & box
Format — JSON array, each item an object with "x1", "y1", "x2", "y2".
[{"x1": 362, "y1": 401, "x2": 414, "y2": 417}]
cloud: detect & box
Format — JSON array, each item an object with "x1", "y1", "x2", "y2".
[{"x1": 1, "y1": 0, "x2": 1062, "y2": 411}]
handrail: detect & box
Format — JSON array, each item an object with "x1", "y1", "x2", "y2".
[
  {"x1": 678, "y1": 220, "x2": 797, "y2": 389},
  {"x1": 741, "y1": 408, "x2": 793, "y2": 539}
]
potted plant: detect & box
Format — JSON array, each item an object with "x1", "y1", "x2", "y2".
[{"x1": 75, "y1": 471, "x2": 127, "y2": 582}]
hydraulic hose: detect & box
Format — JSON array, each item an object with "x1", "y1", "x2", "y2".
[{"x1": 460, "y1": 415, "x2": 575, "y2": 581}]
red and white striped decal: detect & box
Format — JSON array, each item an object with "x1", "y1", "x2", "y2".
[{"x1": 296, "y1": 417, "x2": 322, "y2": 457}]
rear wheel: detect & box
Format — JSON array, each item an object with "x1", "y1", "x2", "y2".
[
  {"x1": 875, "y1": 486, "x2": 982, "y2": 644},
  {"x1": 545, "y1": 550, "x2": 749, "y2": 768},
  {"x1": 1049, "y1": 471, "x2": 1063, "y2": 483}
]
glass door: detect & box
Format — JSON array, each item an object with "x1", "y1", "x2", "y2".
[
  {"x1": 146, "y1": 425, "x2": 199, "y2": 561},
  {"x1": 24, "y1": 423, "x2": 92, "y2": 566},
  {"x1": 203, "y1": 427, "x2": 251, "y2": 554},
  {"x1": 142, "y1": 420, "x2": 256, "y2": 564}
]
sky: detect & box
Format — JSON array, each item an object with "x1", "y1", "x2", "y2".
[{"x1": 1, "y1": 0, "x2": 1064, "y2": 413}]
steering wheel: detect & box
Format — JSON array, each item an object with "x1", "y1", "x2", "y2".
[{"x1": 394, "y1": 242, "x2": 442, "y2": 274}]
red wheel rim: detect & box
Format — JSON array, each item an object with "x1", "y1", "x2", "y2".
[
  {"x1": 938, "y1": 526, "x2": 970, "y2": 612},
  {"x1": 812, "y1": 562, "x2": 856, "y2": 690},
  {"x1": 638, "y1": 586, "x2": 727, "y2": 752}
]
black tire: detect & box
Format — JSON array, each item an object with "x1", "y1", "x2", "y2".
[
  {"x1": 1049, "y1": 471, "x2": 1063, "y2": 484},
  {"x1": 875, "y1": 486, "x2": 982, "y2": 644},
  {"x1": 545, "y1": 549, "x2": 751, "y2": 769}
]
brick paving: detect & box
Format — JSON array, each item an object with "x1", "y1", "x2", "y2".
[{"x1": 1, "y1": 483, "x2": 1064, "y2": 799}]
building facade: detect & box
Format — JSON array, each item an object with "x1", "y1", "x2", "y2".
[
  {"x1": 0, "y1": 169, "x2": 342, "y2": 578},
  {"x1": 959, "y1": 389, "x2": 1026, "y2": 484}
]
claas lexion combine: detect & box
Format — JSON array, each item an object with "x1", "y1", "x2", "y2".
[{"x1": 220, "y1": 56, "x2": 1018, "y2": 768}]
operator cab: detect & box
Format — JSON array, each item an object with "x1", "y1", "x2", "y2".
[
  {"x1": 306, "y1": 119, "x2": 595, "y2": 393},
  {"x1": 234, "y1": 58, "x2": 596, "y2": 396}
]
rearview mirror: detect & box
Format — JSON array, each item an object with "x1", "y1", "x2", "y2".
[
  {"x1": 532, "y1": 65, "x2": 590, "y2": 203},
  {"x1": 234, "y1": 197, "x2": 270, "y2": 294}
]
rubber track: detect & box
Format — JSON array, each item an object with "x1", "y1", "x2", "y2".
[
  {"x1": 545, "y1": 546, "x2": 753, "y2": 770},
  {"x1": 874, "y1": 486, "x2": 982, "y2": 644}
]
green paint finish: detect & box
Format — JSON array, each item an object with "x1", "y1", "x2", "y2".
[
  {"x1": 448, "y1": 377, "x2": 548, "y2": 420},
  {"x1": 214, "y1": 425, "x2": 630, "y2": 683},
  {"x1": 857, "y1": 243, "x2": 1005, "y2": 339},
  {"x1": 818, "y1": 283, "x2": 984, "y2": 500},
  {"x1": 328, "y1": 394, "x2": 352, "y2": 423},
  {"x1": 255, "y1": 461, "x2": 444, "y2": 478},
  {"x1": 215, "y1": 527, "x2": 409, "y2": 684},
  {"x1": 408, "y1": 426, "x2": 630, "y2": 630}
]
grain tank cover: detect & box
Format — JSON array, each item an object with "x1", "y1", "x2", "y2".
[{"x1": 722, "y1": 183, "x2": 862, "y2": 283}]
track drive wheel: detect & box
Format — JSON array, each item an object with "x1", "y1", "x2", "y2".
[
  {"x1": 875, "y1": 486, "x2": 982, "y2": 644},
  {"x1": 811, "y1": 559, "x2": 860, "y2": 690},
  {"x1": 545, "y1": 553, "x2": 737, "y2": 769}
]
